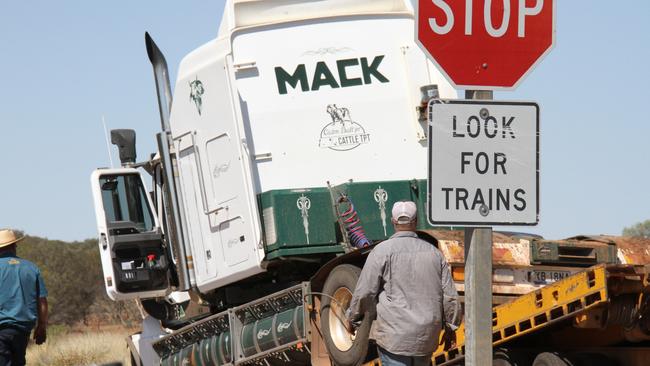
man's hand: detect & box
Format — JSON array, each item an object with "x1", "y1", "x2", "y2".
[
  {"x1": 33, "y1": 325, "x2": 46, "y2": 345},
  {"x1": 35, "y1": 297, "x2": 48, "y2": 345},
  {"x1": 344, "y1": 318, "x2": 355, "y2": 334},
  {"x1": 439, "y1": 327, "x2": 456, "y2": 350}
]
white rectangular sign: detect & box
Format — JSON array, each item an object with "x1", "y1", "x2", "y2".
[{"x1": 428, "y1": 100, "x2": 539, "y2": 225}]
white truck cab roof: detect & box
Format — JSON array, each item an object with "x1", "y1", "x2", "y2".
[{"x1": 218, "y1": 0, "x2": 413, "y2": 37}]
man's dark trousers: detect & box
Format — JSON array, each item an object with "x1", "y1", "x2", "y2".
[
  {"x1": 0, "y1": 327, "x2": 30, "y2": 366},
  {"x1": 378, "y1": 346, "x2": 431, "y2": 366}
]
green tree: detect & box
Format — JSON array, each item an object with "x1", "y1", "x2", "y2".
[{"x1": 622, "y1": 219, "x2": 650, "y2": 238}]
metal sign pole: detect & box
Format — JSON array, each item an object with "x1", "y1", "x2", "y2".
[{"x1": 464, "y1": 89, "x2": 493, "y2": 366}]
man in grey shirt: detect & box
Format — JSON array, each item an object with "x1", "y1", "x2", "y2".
[{"x1": 346, "y1": 201, "x2": 460, "y2": 366}]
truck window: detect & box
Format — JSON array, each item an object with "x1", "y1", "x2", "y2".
[{"x1": 100, "y1": 174, "x2": 154, "y2": 233}]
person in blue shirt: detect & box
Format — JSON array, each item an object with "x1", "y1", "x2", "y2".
[{"x1": 0, "y1": 229, "x2": 48, "y2": 366}]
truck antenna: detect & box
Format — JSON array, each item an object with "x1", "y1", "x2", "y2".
[{"x1": 101, "y1": 115, "x2": 114, "y2": 168}]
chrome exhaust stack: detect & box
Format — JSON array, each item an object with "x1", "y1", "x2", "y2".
[{"x1": 145, "y1": 32, "x2": 191, "y2": 292}]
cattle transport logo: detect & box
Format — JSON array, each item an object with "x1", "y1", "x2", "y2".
[
  {"x1": 318, "y1": 105, "x2": 370, "y2": 151},
  {"x1": 189, "y1": 77, "x2": 205, "y2": 115}
]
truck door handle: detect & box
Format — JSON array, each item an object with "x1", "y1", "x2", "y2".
[{"x1": 101, "y1": 233, "x2": 108, "y2": 250}]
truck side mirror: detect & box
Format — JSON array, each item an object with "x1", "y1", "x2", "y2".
[{"x1": 111, "y1": 129, "x2": 137, "y2": 166}]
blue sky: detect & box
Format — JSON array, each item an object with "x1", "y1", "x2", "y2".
[{"x1": 0, "y1": 1, "x2": 648, "y2": 241}]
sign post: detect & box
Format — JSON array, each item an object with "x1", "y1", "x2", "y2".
[
  {"x1": 464, "y1": 225, "x2": 492, "y2": 366},
  {"x1": 416, "y1": 1, "x2": 553, "y2": 363},
  {"x1": 463, "y1": 90, "x2": 494, "y2": 366},
  {"x1": 427, "y1": 96, "x2": 539, "y2": 365}
]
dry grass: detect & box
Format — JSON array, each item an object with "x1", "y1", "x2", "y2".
[{"x1": 26, "y1": 327, "x2": 131, "y2": 366}]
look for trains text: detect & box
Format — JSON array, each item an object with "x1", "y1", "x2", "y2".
[{"x1": 441, "y1": 113, "x2": 527, "y2": 212}]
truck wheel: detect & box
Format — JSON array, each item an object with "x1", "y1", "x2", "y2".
[
  {"x1": 141, "y1": 299, "x2": 189, "y2": 330},
  {"x1": 532, "y1": 352, "x2": 574, "y2": 366},
  {"x1": 321, "y1": 264, "x2": 372, "y2": 366}
]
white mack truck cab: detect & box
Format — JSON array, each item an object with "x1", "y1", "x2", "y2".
[{"x1": 91, "y1": 1, "x2": 650, "y2": 365}]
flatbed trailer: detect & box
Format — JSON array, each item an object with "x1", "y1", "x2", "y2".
[
  {"x1": 428, "y1": 264, "x2": 650, "y2": 365},
  {"x1": 150, "y1": 263, "x2": 650, "y2": 366}
]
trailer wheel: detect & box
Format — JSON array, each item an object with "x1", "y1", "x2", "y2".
[
  {"x1": 532, "y1": 352, "x2": 574, "y2": 366},
  {"x1": 321, "y1": 264, "x2": 372, "y2": 366},
  {"x1": 493, "y1": 348, "x2": 531, "y2": 366},
  {"x1": 572, "y1": 353, "x2": 618, "y2": 366}
]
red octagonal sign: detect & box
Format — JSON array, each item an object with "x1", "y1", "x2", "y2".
[{"x1": 416, "y1": 0, "x2": 555, "y2": 89}]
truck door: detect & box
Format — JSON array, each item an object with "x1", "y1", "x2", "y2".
[{"x1": 90, "y1": 168, "x2": 172, "y2": 300}]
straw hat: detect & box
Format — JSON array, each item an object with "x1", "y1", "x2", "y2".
[{"x1": 0, "y1": 229, "x2": 24, "y2": 249}]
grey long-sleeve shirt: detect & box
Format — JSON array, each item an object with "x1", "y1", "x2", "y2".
[{"x1": 346, "y1": 231, "x2": 461, "y2": 356}]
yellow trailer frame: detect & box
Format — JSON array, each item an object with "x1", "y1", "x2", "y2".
[{"x1": 430, "y1": 264, "x2": 650, "y2": 365}]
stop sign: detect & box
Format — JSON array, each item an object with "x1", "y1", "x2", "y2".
[{"x1": 416, "y1": 0, "x2": 555, "y2": 89}]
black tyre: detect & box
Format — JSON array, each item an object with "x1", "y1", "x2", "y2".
[
  {"x1": 572, "y1": 353, "x2": 618, "y2": 366},
  {"x1": 321, "y1": 264, "x2": 373, "y2": 366},
  {"x1": 493, "y1": 348, "x2": 532, "y2": 366},
  {"x1": 533, "y1": 352, "x2": 574, "y2": 366},
  {"x1": 141, "y1": 299, "x2": 189, "y2": 330}
]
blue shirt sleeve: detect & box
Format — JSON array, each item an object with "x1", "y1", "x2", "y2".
[{"x1": 37, "y1": 269, "x2": 48, "y2": 298}]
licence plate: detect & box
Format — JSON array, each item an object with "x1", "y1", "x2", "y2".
[{"x1": 527, "y1": 270, "x2": 570, "y2": 284}]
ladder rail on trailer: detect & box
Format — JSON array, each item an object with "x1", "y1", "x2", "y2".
[{"x1": 153, "y1": 283, "x2": 312, "y2": 366}]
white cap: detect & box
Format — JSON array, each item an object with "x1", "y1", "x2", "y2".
[{"x1": 391, "y1": 201, "x2": 417, "y2": 224}]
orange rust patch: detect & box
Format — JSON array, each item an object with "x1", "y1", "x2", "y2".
[{"x1": 493, "y1": 247, "x2": 514, "y2": 263}]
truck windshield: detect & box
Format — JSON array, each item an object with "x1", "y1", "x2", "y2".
[{"x1": 99, "y1": 174, "x2": 154, "y2": 233}]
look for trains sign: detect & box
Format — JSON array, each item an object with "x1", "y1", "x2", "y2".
[
  {"x1": 416, "y1": 0, "x2": 555, "y2": 89},
  {"x1": 427, "y1": 100, "x2": 539, "y2": 225}
]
